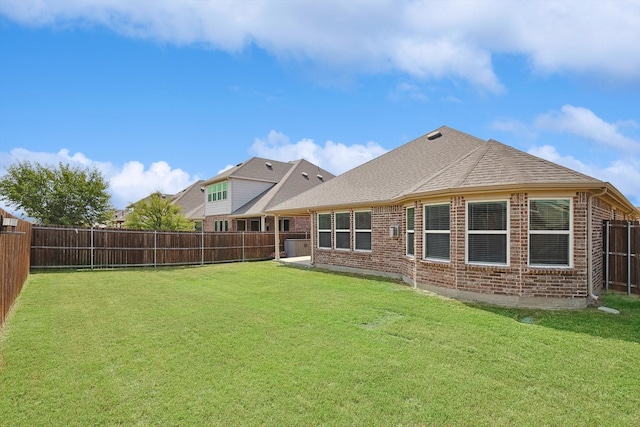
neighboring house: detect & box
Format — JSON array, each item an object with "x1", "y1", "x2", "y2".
[
  {"x1": 203, "y1": 157, "x2": 335, "y2": 233},
  {"x1": 170, "y1": 180, "x2": 205, "y2": 231},
  {"x1": 268, "y1": 126, "x2": 640, "y2": 308},
  {"x1": 115, "y1": 181, "x2": 206, "y2": 230}
]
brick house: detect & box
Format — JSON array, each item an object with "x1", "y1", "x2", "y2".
[
  {"x1": 203, "y1": 157, "x2": 334, "y2": 233},
  {"x1": 268, "y1": 126, "x2": 639, "y2": 308}
]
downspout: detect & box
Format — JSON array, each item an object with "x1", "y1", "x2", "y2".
[{"x1": 587, "y1": 187, "x2": 608, "y2": 301}]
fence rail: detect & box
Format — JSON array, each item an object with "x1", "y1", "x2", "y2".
[
  {"x1": 1, "y1": 208, "x2": 32, "y2": 326},
  {"x1": 31, "y1": 226, "x2": 309, "y2": 269},
  {"x1": 603, "y1": 220, "x2": 640, "y2": 295}
]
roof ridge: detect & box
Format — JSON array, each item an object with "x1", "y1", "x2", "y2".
[{"x1": 396, "y1": 142, "x2": 488, "y2": 199}]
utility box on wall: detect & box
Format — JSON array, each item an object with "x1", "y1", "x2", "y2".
[{"x1": 284, "y1": 239, "x2": 311, "y2": 257}]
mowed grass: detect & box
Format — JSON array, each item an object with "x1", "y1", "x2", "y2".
[{"x1": 1, "y1": 262, "x2": 639, "y2": 426}]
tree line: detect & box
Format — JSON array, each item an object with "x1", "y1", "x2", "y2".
[{"x1": 0, "y1": 161, "x2": 193, "y2": 231}]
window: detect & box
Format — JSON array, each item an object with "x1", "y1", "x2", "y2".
[
  {"x1": 207, "y1": 182, "x2": 228, "y2": 202},
  {"x1": 250, "y1": 219, "x2": 260, "y2": 232},
  {"x1": 335, "y1": 212, "x2": 351, "y2": 250},
  {"x1": 213, "y1": 220, "x2": 228, "y2": 232},
  {"x1": 467, "y1": 201, "x2": 508, "y2": 265},
  {"x1": 406, "y1": 207, "x2": 415, "y2": 257},
  {"x1": 424, "y1": 204, "x2": 450, "y2": 261},
  {"x1": 318, "y1": 213, "x2": 331, "y2": 249},
  {"x1": 279, "y1": 218, "x2": 290, "y2": 232},
  {"x1": 237, "y1": 219, "x2": 246, "y2": 231},
  {"x1": 529, "y1": 199, "x2": 571, "y2": 267},
  {"x1": 354, "y1": 211, "x2": 372, "y2": 251}
]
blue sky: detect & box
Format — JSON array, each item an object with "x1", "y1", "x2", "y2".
[{"x1": 1, "y1": 0, "x2": 639, "y2": 211}]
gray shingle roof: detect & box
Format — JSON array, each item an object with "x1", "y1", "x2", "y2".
[
  {"x1": 268, "y1": 126, "x2": 607, "y2": 214},
  {"x1": 201, "y1": 156, "x2": 335, "y2": 217},
  {"x1": 203, "y1": 158, "x2": 293, "y2": 185},
  {"x1": 231, "y1": 159, "x2": 335, "y2": 216}
]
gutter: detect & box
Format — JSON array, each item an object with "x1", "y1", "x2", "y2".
[{"x1": 587, "y1": 187, "x2": 608, "y2": 302}]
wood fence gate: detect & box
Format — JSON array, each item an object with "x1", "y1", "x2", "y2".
[{"x1": 603, "y1": 220, "x2": 639, "y2": 295}]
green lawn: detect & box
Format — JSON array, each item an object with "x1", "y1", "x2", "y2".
[{"x1": 1, "y1": 262, "x2": 639, "y2": 426}]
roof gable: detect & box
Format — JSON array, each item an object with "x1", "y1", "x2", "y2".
[{"x1": 231, "y1": 159, "x2": 335, "y2": 216}]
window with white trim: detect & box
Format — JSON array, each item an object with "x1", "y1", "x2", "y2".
[
  {"x1": 424, "y1": 204, "x2": 450, "y2": 261},
  {"x1": 237, "y1": 219, "x2": 246, "y2": 231},
  {"x1": 318, "y1": 213, "x2": 331, "y2": 249},
  {"x1": 467, "y1": 201, "x2": 508, "y2": 265},
  {"x1": 529, "y1": 199, "x2": 571, "y2": 267},
  {"x1": 335, "y1": 212, "x2": 351, "y2": 250},
  {"x1": 354, "y1": 211, "x2": 372, "y2": 251},
  {"x1": 406, "y1": 207, "x2": 415, "y2": 257},
  {"x1": 207, "y1": 181, "x2": 228, "y2": 202}
]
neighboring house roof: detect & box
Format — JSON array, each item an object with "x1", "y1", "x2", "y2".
[
  {"x1": 232, "y1": 159, "x2": 334, "y2": 217},
  {"x1": 203, "y1": 157, "x2": 293, "y2": 185},
  {"x1": 170, "y1": 180, "x2": 205, "y2": 220},
  {"x1": 268, "y1": 126, "x2": 637, "y2": 215},
  {"x1": 203, "y1": 157, "x2": 335, "y2": 217}
]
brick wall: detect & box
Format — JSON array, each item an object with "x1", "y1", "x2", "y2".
[{"x1": 310, "y1": 191, "x2": 621, "y2": 307}]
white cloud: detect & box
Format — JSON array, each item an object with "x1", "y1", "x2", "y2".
[
  {"x1": 535, "y1": 105, "x2": 640, "y2": 153},
  {"x1": 491, "y1": 119, "x2": 536, "y2": 140},
  {"x1": 2, "y1": 1, "x2": 639, "y2": 91},
  {"x1": 249, "y1": 130, "x2": 387, "y2": 175},
  {"x1": 389, "y1": 82, "x2": 428, "y2": 102},
  {"x1": 529, "y1": 145, "x2": 640, "y2": 206},
  {"x1": 0, "y1": 148, "x2": 196, "y2": 209}
]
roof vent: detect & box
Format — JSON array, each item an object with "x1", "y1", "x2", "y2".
[
  {"x1": 265, "y1": 162, "x2": 272, "y2": 169},
  {"x1": 301, "y1": 172, "x2": 309, "y2": 179},
  {"x1": 427, "y1": 130, "x2": 442, "y2": 140},
  {"x1": 317, "y1": 174, "x2": 324, "y2": 181}
]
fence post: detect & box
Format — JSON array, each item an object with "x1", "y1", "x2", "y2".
[
  {"x1": 242, "y1": 232, "x2": 245, "y2": 262},
  {"x1": 90, "y1": 227, "x2": 94, "y2": 270},
  {"x1": 628, "y1": 221, "x2": 632, "y2": 295},
  {"x1": 154, "y1": 230, "x2": 157, "y2": 269},
  {"x1": 605, "y1": 221, "x2": 609, "y2": 291},
  {"x1": 201, "y1": 229, "x2": 204, "y2": 266}
]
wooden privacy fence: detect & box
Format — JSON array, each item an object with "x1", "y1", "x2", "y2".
[
  {"x1": 603, "y1": 220, "x2": 640, "y2": 295},
  {"x1": 31, "y1": 226, "x2": 309, "y2": 269},
  {"x1": 1, "y1": 208, "x2": 32, "y2": 326}
]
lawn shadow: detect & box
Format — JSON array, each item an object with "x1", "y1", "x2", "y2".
[{"x1": 466, "y1": 292, "x2": 640, "y2": 345}]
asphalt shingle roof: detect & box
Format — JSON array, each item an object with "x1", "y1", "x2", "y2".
[{"x1": 268, "y1": 126, "x2": 606, "y2": 214}]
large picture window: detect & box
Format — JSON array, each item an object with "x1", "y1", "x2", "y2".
[
  {"x1": 424, "y1": 204, "x2": 450, "y2": 261},
  {"x1": 318, "y1": 213, "x2": 331, "y2": 249},
  {"x1": 406, "y1": 207, "x2": 415, "y2": 257},
  {"x1": 354, "y1": 211, "x2": 372, "y2": 251},
  {"x1": 529, "y1": 199, "x2": 571, "y2": 267},
  {"x1": 335, "y1": 212, "x2": 351, "y2": 250},
  {"x1": 467, "y1": 201, "x2": 508, "y2": 265}
]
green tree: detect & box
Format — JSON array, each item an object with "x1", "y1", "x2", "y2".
[
  {"x1": 124, "y1": 192, "x2": 194, "y2": 231},
  {"x1": 0, "y1": 161, "x2": 112, "y2": 226}
]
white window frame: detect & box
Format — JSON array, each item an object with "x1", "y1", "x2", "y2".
[
  {"x1": 406, "y1": 206, "x2": 415, "y2": 257},
  {"x1": 317, "y1": 212, "x2": 332, "y2": 249},
  {"x1": 423, "y1": 203, "x2": 450, "y2": 262},
  {"x1": 354, "y1": 210, "x2": 372, "y2": 252},
  {"x1": 466, "y1": 199, "x2": 510, "y2": 266},
  {"x1": 334, "y1": 211, "x2": 351, "y2": 251},
  {"x1": 529, "y1": 198, "x2": 573, "y2": 268}
]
